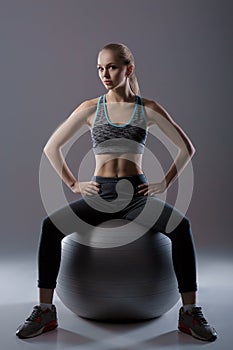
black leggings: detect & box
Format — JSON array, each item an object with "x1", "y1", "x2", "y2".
[{"x1": 38, "y1": 174, "x2": 197, "y2": 293}]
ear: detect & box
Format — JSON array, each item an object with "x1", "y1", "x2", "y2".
[{"x1": 126, "y1": 64, "x2": 135, "y2": 77}]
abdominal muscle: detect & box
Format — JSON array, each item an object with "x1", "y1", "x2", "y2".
[
  {"x1": 86, "y1": 102, "x2": 146, "y2": 178},
  {"x1": 94, "y1": 153, "x2": 144, "y2": 177}
]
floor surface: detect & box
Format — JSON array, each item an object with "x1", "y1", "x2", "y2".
[{"x1": 0, "y1": 253, "x2": 232, "y2": 350}]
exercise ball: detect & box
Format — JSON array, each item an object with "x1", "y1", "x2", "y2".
[{"x1": 56, "y1": 219, "x2": 179, "y2": 322}]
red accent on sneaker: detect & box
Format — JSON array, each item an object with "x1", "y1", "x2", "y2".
[
  {"x1": 178, "y1": 323, "x2": 192, "y2": 335},
  {"x1": 43, "y1": 320, "x2": 58, "y2": 333}
]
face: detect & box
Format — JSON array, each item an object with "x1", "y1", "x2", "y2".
[{"x1": 97, "y1": 49, "x2": 132, "y2": 90}]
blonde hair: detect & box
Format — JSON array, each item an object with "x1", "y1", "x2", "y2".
[{"x1": 99, "y1": 43, "x2": 141, "y2": 96}]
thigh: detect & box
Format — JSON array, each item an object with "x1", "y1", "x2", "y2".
[
  {"x1": 46, "y1": 196, "x2": 114, "y2": 236},
  {"x1": 122, "y1": 195, "x2": 188, "y2": 235}
]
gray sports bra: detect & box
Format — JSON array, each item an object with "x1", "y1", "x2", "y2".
[{"x1": 91, "y1": 94, "x2": 148, "y2": 155}]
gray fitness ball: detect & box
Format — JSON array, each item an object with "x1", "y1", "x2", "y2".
[{"x1": 56, "y1": 219, "x2": 179, "y2": 322}]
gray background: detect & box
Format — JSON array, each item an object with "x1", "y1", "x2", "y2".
[
  {"x1": 0, "y1": 1, "x2": 232, "y2": 349},
  {"x1": 1, "y1": 0, "x2": 232, "y2": 259}
]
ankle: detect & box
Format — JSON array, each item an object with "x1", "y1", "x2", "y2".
[
  {"x1": 39, "y1": 288, "x2": 54, "y2": 305},
  {"x1": 183, "y1": 304, "x2": 197, "y2": 313},
  {"x1": 39, "y1": 302, "x2": 53, "y2": 310},
  {"x1": 181, "y1": 291, "x2": 196, "y2": 305}
]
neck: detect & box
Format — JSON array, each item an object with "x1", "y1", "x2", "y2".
[{"x1": 105, "y1": 87, "x2": 136, "y2": 103}]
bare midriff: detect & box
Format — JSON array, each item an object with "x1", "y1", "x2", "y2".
[{"x1": 94, "y1": 153, "x2": 144, "y2": 177}]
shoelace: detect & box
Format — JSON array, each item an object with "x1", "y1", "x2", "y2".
[
  {"x1": 190, "y1": 307, "x2": 208, "y2": 325},
  {"x1": 26, "y1": 306, "x2": 43, "y2": 321}
]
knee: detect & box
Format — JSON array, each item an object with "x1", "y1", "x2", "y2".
[
  {"x1": 168, "y1": 216, "x2": 192, "y2": 243},
  {"x1": 40, "y1": 216, "x2": 65, "y2": 241},
  {"x1": 173, "y1": 215, "x2": 191, "y2": 235},
  {"x1": 160, "y1": 214, "x2": 191, "y2": 240},
  {"x1": 41, "y1": 216, "x2": 59, "y2": 237},
  {"x1": 41, "y1": 216, "x2": 53, "y2": 232},
  {"x1": 181, "y1": 216, "x2": 191, "y2": 230}
]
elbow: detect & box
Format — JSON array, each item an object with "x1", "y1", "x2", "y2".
[
  {"x1": 43, "y1": 146, "x2": 57, "y2": 158},
  {"x1": 187, "y1": 145, "x2": 196, "y2": 157},
  {"x1": 43, "y1": 146, "x2": 51, "y2": 157},
  {"x1": 179, "y1": 144, "x2": 196, "y2": 158},
  {"x1": 43, "y1": 147, "x2": 52, "y2": 161},
  {"x1": 189, "y1": 144, "x2": 196, "y2": 157},
  {"x1": 185, "y1": 140, "x2": 196, "y2": 157},
  {"x1": 43, "y1": 143, "x2": 61, "y2": 156}
]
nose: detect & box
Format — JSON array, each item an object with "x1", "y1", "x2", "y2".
[{"x1": 103, "y1": 69, "x2": 110, "y2": 78}]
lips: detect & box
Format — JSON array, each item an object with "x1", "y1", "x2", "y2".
[{"x1": 104, "y1": 80, "x2": 112, "y2": 83}]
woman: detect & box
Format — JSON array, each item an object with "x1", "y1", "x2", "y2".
[{"x1": 16, "y1": 43, "x2": 217, "y2": 341}]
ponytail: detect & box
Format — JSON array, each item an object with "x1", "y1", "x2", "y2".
[{"x1": 128, "y1": 73, "x2": 140, "y2": 96}]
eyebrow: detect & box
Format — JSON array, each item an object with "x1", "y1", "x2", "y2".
[{"x1": 96, "y1": 62, "x2": 117, "y2": 67}]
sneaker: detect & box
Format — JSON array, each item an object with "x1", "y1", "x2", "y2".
[
  {"x1": 178, "y1": 306, "x2": 217, "y2": 342},
  {"x1": 16, "y1": 305, "x2": 58, "y2": 339}
]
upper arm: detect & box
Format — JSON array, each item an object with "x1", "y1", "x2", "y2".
[
  {"x1": 144, "y1": 99, "x2": 196, "y2": 155},
  {"x1": 44, "y1": 100, "x2": 97, "y2": 150}
]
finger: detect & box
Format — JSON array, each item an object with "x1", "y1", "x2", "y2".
[
  {"x1": 85, "y1": 191, "x2": 97, "y2": 196},
  {"x1": 137, "y1": 189, "x2": 147, "y2": 194},
  {"x1": 84, "y1": 186, "x2": 98, "y2": 195},
  {"x1": 92, "y1": 181, "x2": 101, "y2": 187},
  {"x1": 90, "y1": 187, "x2": 100, "y2": 194},
  {"x1": 89, "y1": 183, "x2": 100, "y2": 191},
  {"x1": 144, "y1": 191, "x2": 153, "y2": 196},
  {"x1": 94, "y1": 184, "x2": 101, "y2": 192},
  {"x1": 136, "y1": 185, "x2": 148, "y2": 193},
  {"x1": 90, "y1": 185, "x2": 99, "y2": 191},
  {"x1": 137, "y1": 183, "x2": 148, "y2": 189}
]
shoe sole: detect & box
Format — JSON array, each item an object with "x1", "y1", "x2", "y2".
[
  {"x1": 16, "y1": 321, "x2": 58, "y2": 339},
  {"x1": 178, "y1": 324, "x2": 217, "y2": 342}
]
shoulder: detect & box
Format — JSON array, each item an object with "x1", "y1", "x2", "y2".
[
  {"x1": 72, "y1": 96, "x2": 102, "y2": 128},
  {"x1": 75, "y1": 96, "x2": 100, "y2": 112},
  {"x1": 141, "y1": 97, "x2": 171, "y2": 127},
  {"x1": 141, "y1": 97, "x2": 166, "y2": 115}
]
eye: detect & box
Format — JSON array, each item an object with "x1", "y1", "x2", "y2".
[{"x1": 97, "y1": 65, "x2": 118, "y2": 71}]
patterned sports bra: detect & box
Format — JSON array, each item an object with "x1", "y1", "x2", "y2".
[{"x1": 91, "y1": 94, "x2": 148, "y2": 155}]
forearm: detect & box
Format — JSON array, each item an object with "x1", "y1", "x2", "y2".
[
  {"x1": 43, "y1": 147, "x2": 77, "y2": 189},
  {"x1": 163, "y1": 150, "x2": 195, "y2": 190}
]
